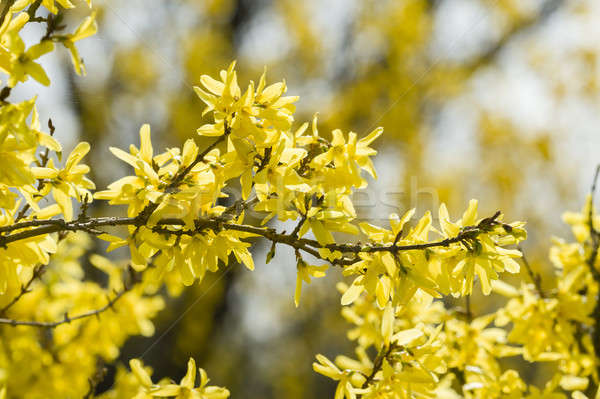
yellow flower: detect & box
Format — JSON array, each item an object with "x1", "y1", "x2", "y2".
[
  {"x1": 313, "y1": 354, "x2": 364, "y2": 399},
  {"x1": 31, "y1": 142, "x2": 95, "y2": 220},
  {"x1": 128, "y1": 358, "x2": 229, "y2": 399},
  {"x1": 294, "y1": 259, "x2": 328, "y2": 307},
  {"x1": 0, "y1": 13, "x2": 54, "y2": 87},
  {"x1": 62, "y1": 11, "x2": 98, "y2": 75}
]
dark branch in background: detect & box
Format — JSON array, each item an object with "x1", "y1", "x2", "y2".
[
  {"x1": 84, "y1": 360, "x2": 107, "y2": 399},
  {"x1": 168, "y1": 125, "x2": 230, "y2": 189},
  {"x1": 0, "y1": 267, "x2": 139, "y2": 328},
  {"x1": 465, "y1": 0, "x2": 564, "y2": 72},
  {"x1": 40, "y1": 11, "x2": 66, "y2": 42},
  {"x1": 0, "y1": 285, "x2": 126, "y2": 328},
  {"x1": 465, "y1": 295, "x2": 472, "y2": 322},
  {"x1": 518, "y1": 246, "x2": 545, "y2": 298}
]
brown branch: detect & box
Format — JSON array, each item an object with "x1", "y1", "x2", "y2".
[
  {"x1": 0, "y1": 216, "x2": 137, "y2": 244},
  {"x1": 134, "y1": 126, "x2": 229, "y2": 228},
  {"x1": 0, "y1": 209, "x2": 502, "y2": 271},
  {"x1": 465, "y1": 0, "x2": 564, "y2": 72},
  {"x1": 362, "y1": 344, "x2": 395, "y2": 388}
]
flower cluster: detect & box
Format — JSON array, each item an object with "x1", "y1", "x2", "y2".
[{"x1": 1, "y1": 1, "x2": 600, "y2": 398}]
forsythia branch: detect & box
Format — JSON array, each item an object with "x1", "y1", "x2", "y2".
[{"x1": 0, "y1": 209, "x2": 504, "y2": 267}]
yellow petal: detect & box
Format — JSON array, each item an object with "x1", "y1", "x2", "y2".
[
  {"x1": 129, "y1": 359, "x2": 153, "y2": 387},
  {"x1": 139, "y1": 124, "x2": 153, "y2": 163},
  {"x1": 65, "y1": 142, "x2": 90, "y2": 171},
  {"x1": 180, "y1": 358, "x2": 196, "y2": 389},
  {"x1": 381, "y1": 302, "x2": 394, "y2": 346}
]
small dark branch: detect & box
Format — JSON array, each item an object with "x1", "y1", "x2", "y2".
[
  {"x1": 48, "y1": 118, "x2": 56, "y2": 135},
  {"x1": 78, "y1": 193, "x2": 91, "y2": 221},
  {"x1": 362, "y1": 344, "x2": 395, "y2": 388},
  {"x1": 297, "y1": 141, "x2": 329, "y2": 178},
  {"x1": 255, "y1": 146, "x2": 272, "y2": 172},
  {"x1": 168, "y1": 125, "x2": 230, "y2": 190},
  {"x1": 83, "y1": 359, "x2": 107, "y2": 399},
  {"x1": 0, "y1": 86, "x2": 11, "y2": 104},
  {"x1": 13, "y1": 204, "x2": 31, "y2": 224},
  {"x1": 221, "y1": 197, "x2": 259, "y2": 220},
  {"x1": 465, "y1": 295, "x2": 472, "y2": 322},
  {"x1": 26, "y1": 0, "x2": 42, "y2": 19},
  {"x1": 518, "y1": 246, "x2": 545, "y2": 298},
  {"x1": 290, "y1": 213, "x2": 307, "y2": 239},
  {"x1": 0, "y1": 277, "x2": 134, "y2": 328},
  {"x1": 0, "y1": 264, "x2": 46, "y2": 316},
  {"x1": 41, "y1": 12, "x2": 66, "y2": 42},
  {"x1": 465, "y1": 0, "x2": 564, "y2": 72},
  {"x1": 135, "y1": 128, "x2": 230, "y2": 227},
  {"x1": 393, "y1": 229, "x2": 403, "y2": 246},
  {"x1": 0, "y1": 216, "x2": 137, "y2": 247}
]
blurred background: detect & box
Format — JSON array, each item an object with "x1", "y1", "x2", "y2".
[{"x1": 10, "y1": 0, "x2": 600, "y2": 397}]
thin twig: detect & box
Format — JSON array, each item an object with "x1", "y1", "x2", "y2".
[
  {"x1": 518, "y1": 246, "x2": 545, "y2": 298},
  {"x1": 168, "y1": 126, "x2": 229, "y2": 189},
  {"x1": 0, "y1": 209, "x2": 502, "y2": 268},
  {"x1": 83, "y1": 360, "x2": 107, "y2": 399},
  {"x1": 0, "y1": 264, "x2": 46, "y2": 316},
  {"x1": 362, "y1": 344, "x2": 395, "y2": 388},
  {"x1": 0, "y1": 278, "x2": 134, "y2": 328}
]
